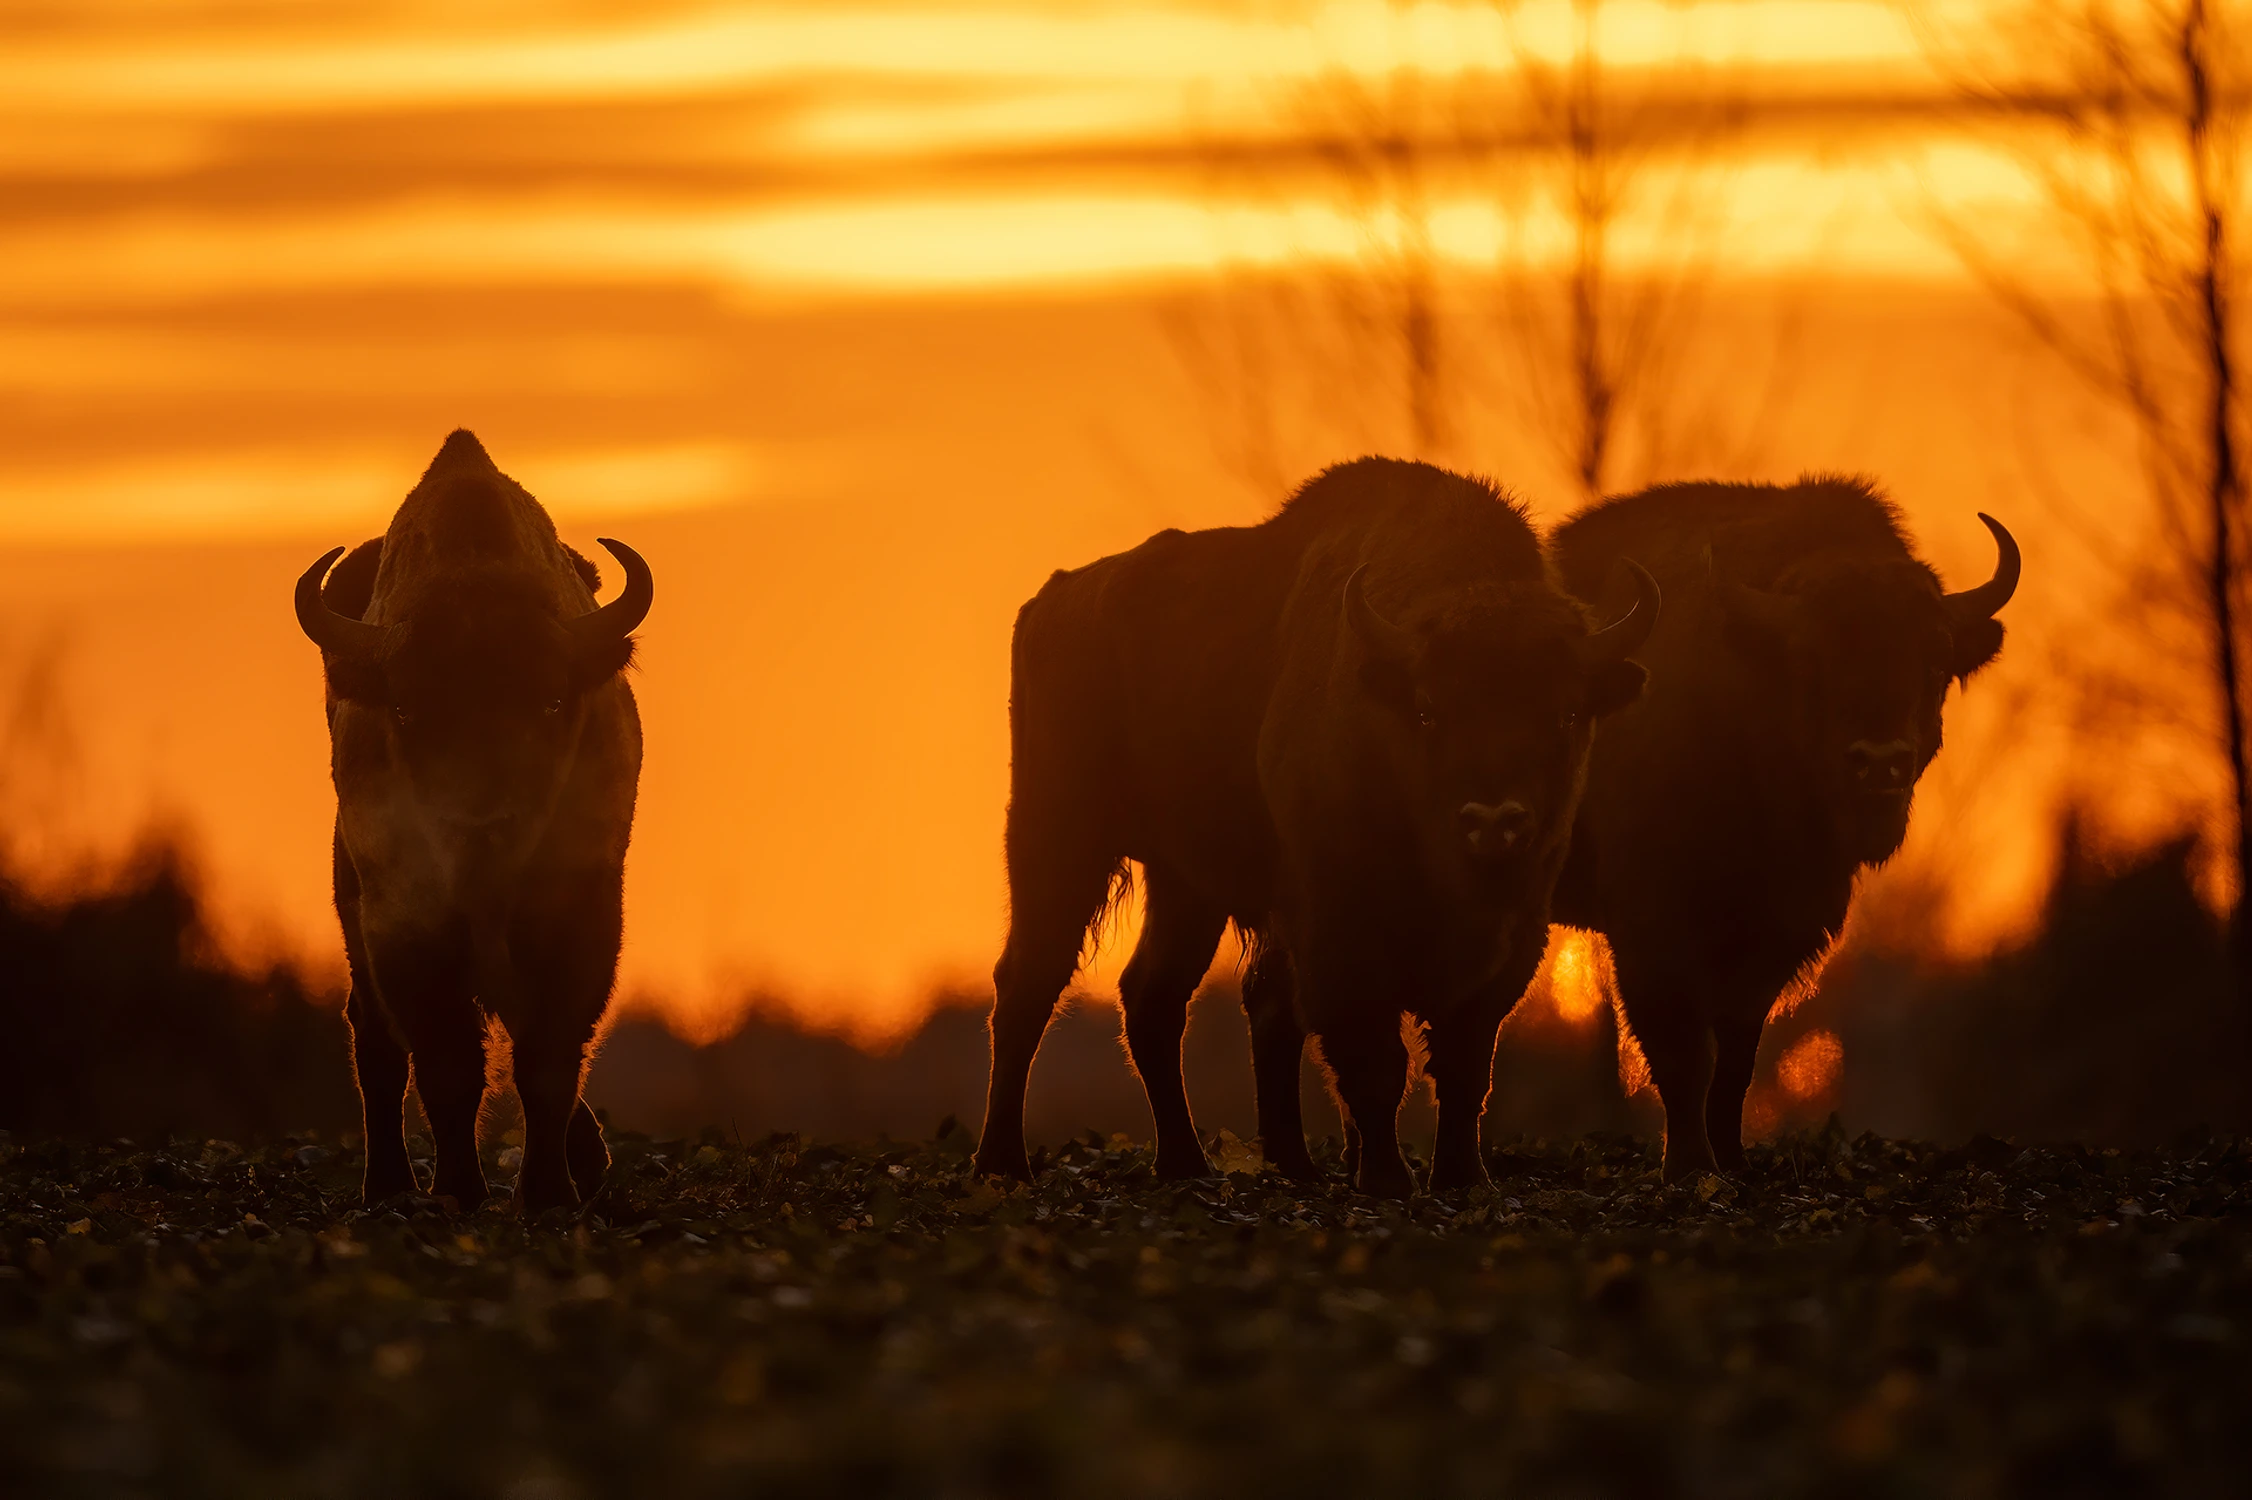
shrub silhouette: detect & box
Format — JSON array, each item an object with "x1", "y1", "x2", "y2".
[{"x1": 0, "y1": 847, "x2": 354, "y2": 1141}]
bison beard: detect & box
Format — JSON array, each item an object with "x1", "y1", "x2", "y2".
[
  {"x1": 1545, "y1": 476, "x2": 2018, "y2": 1181},
  {"x1": 974, "y1": 457, "x2": 1656, "y2": 1196},
  {"x1": 295, "y1": 429, "x2": 652, "y2": 1215}
]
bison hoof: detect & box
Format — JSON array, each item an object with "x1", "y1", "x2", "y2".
[
  {"x1": 1354, "y1": 1159, "x2": 1417, "y2": 1200},
  {"x1": 362, "y1": 1168, "x2": 417, "y2": 1206},
  {"x1": 568, "y1": 1110, "x2": 610, "y2": 1196},
  {"x1": 513, "y1": 1189, "x2": 576, "y2": 1216},
  {"x1": 569, "y1": 1151, "x2": 610, "y2": 1197},
  {"x1": 434, "y1": 1175, "x2": 489, "y2": 1209},
  {"x1": 971, "y1": 1148, "x2": 1033, "y2": 1183},
  {"x1": 1426, "y1": 1162, "x2": 1491, "y2": 1194},
  {"x1": 1265, "y1": 1148, "x2": 1322, "y2": 1185},
  {"x1": 515, "y1": 1182, "x2": 582, "y2": 1217},
  {"x1": 1154, "y1": 1149, "x2": 1211, "y2": 1181}
]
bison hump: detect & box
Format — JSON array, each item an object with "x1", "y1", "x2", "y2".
[{"x1": 563, "y1": 544, "x2": 602, "y2": 594}]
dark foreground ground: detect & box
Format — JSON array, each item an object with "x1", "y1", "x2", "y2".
[{"x1": 1, "y1": 1126, "x2": 2247, "y2": 1500}]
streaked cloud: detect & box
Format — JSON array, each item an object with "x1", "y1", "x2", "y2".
[
  {"x1": 0, "y1": 441, "x2": 766, "y2": 544},
  {"x1": 5, "y1": 3, "x2": 1928, "y2": 115}
]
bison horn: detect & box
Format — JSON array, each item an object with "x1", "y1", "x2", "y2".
[
  {"x1": 572, "y1": 537, "x2": 654, "y2": 645},
  {"x1": 1943, "y1": 513, "x2": 2020, "y2": 622},
  {"x1": 1587, "y1": 560, "x2": 1661, "y2": 661},
  {"x1": 294, "y1": 547, "x2": 388, "y2": 660},
  {"x1": 1343, "y1": 566, "x2": 1416, "y2": 666}
]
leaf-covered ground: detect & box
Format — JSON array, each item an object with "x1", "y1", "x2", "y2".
[{"x1": 1, "y1": 1123, "x2": 2246, "y2": 1499}]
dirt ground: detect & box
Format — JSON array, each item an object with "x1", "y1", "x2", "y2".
[{"x1": 1, "y1": 1124, "x2": 2246, "y2": 1499}]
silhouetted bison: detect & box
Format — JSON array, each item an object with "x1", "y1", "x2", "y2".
[
  {"x1": 1542, "y1": 477, "x2": 2018, "y2": 1179},
  {"x1": 294, "y1": 430, "x2": 652, "y2": 1213},
  {"x1": 974, "y1": 458, "x2": 1657, "y2": 1195}
]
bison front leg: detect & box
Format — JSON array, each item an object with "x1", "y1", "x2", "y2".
[
  {"x1": 1314, "y1": 1019, "x2": 1413, "y2": 1199},
  {"x1": 1629, "y1": 1008, "x2": 1719, "y2": 1183},
  {"x1": 1610, "y1": 942, "x2": 1720, "y2": 1183},
  {"x1": 412, "y1": 1023, "x2": 491, "y2": 1209},
  {"x1": 1427, "y1": 946, "x2": 1538, "y2": 1192},
  {"x1": 338, "y1": 837, "x2": 414, "y2": 1203},
  {"x1": 1243, "y1": 947, "x2": 1318, "y2": 1182},
  {"x1": 346, "y1": 986, "x2": 415, "y2": 1203},
  {"x1": 366, "y1": 930, "x2": 486, "y2": 1206},
  {"x1": 512, "y1": 1036, "x2": 592, "y2": 1214},
  {"x1": 495, "y1": 877, "x2": 623, "y2": 1215},
  {"x1": 1704, "y1": 1009, "x2": 1768, "y2": 1175},
  {"x1": 1424, "y1": 994, "x2": 1511, "y2": 1194}
]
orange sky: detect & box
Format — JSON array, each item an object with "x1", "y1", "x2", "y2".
[{"x1": 0, "y1": 1, "x2": 2179, "y2": 1038}]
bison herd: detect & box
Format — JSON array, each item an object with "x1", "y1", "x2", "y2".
[{"x1": 296, "y1": 433, "x2": 2016, "y2": 1212}]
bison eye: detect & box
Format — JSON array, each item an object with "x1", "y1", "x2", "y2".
[
  {"x1": 391, "y1": 705, "x2": 413, "y2": 728},
  {"x1": 1414, "y1": 692, "x2": 1437, "y2": 730},
  {"x1": 544, "y1": 698, "x2": 564, "y2": 717},
  {"x1": 1559, "y1": 710, "x2": 1582, "y2": 734}
]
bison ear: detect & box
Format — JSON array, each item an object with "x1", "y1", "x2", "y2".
[
  {"x1": 573, "y1": 633, "x2": 637, "y2": 690},
  {"x1": 323, "y1": 654, "x2": 387, "y2": 705},
  {"x1": 1588, "y1": 659, "x2": 1646, "y2": 719},
  {"x1": 1950, "y1": 616, "x2": 2004, "y2": 683},
  {"x1": 1356, "y1": 654, "x2": 1417, "y2": 717}
]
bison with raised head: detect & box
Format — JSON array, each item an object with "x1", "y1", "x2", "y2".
[
  {"x1": 974, "y1": 457, "x2": 1657, "y2": 1196},
  {"x1": 1543, "y1": 477, "x2": 2018, "y2": 1179},
  {"x1": 294, "y1": 430, "x2": 652, "y2": 1213}
]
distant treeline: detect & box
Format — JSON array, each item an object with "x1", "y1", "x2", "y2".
[
  {"x1": 1813, "y1": 827, "x2": 2252, "y2": 1146},
  {"x1": 0, "y1": 829, "x2": 2243, "y2": 1148},
  {"x1": 0, "y1": 848, "x2": 355, "y2": 1141}
]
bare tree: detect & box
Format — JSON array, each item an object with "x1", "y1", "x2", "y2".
[
  {"x1": 1920, "y1": 0, "x2": 2252, "y2": 974},
  {"x1": 1169, "y1": 0, "x2": 1784, "y2": 511},
  {"x1": 1486, "y1": 0, "x2": 1772, "y2": 502},
  {"x1": 1165, "y1": 3, "x2": 1466, "y2": 498},
  {"x1": 0, "y1": 627, "x2": 83, "y2": 878},
  {"x1": 1291, "y1": 10, "x2": 1471, "y2": 461}
]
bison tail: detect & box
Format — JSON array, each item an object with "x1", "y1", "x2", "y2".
[{"x1": 1082, "y1": 857, "x2": 1138, "y2": 964}]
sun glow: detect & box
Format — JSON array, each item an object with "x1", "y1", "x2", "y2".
[
  {"x1": 1544, "y1": 929, "x2": 1614, "y2": 1025},
  {"x1": 1778, "y1": 1030, "x2": 1846, "y2": 1102}
]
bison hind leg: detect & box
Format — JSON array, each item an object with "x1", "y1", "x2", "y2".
[
  {"x1": 1117, "y1": 870, "x2": 1227, "y2": 1181},
  {"x1": 974, "y1": 842, "x2": 1124, "y2": 1183}
]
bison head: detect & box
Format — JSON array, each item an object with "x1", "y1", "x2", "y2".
[
  {"x1": 1346, "y1": 561, "x2": 1659, "y2": 900},
  {"x1": 1712, "y1": 513, "x2": 2018, "y2": 865},
  {"x1": 295, "y1": 538, "x2": 652, "y2": 841}
]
